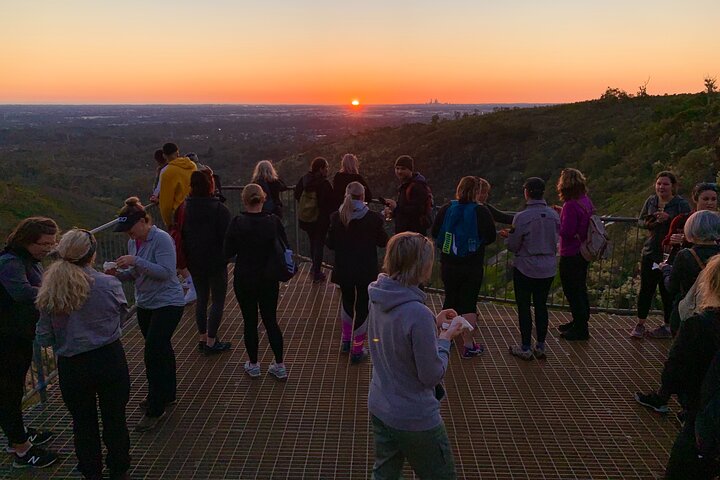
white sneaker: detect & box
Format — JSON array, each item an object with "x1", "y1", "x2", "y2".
[{"x1": 184, "y1": 284, "x2": 197, "y2": 305}]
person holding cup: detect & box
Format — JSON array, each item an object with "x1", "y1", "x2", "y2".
[
  {"x1": 661, "y1": 182, "x2": 718, "y2": 262},
  {"x1": 632, "y1": 172, "x2": 691, "y2": 339},
  {"x1": 367, "y1": 232, "x2": 464, "y2": 479}
]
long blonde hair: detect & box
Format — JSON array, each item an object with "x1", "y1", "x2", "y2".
[
  {"x1": 36, "y1": 229, "x2": 96, "y2": 315},
  {"x1": 252, "y1": 160, "x2": 279, "y2": 183},
  {"x1": 340, "y1": 154, "x2": 359, "y2": 174},
  {"x1": 339, "y1": 181, "x2": 365, "y2": 227},
  {"x1": 698, "y1": 255, "x2": 720, "y2": 310}
]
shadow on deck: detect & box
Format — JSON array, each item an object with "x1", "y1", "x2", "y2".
[{"x1": 3, "y1": 264, "x2": 677, "y2": 479}]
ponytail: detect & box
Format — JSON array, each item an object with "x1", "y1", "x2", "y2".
[{"x1": 339, "y1": 182, "x2": 365, "y2": 227}]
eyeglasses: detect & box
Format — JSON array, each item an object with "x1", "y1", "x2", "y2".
[{"x1": 34, "y1": 241, "x2": 57, "y2": 247}]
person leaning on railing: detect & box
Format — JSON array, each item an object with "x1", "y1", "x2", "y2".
[
  {"x1": 107, "y1": 197, "x2": 185, "y2": 433},
  {"x1": 0, "y1": 217, "x2": 59, "y2": 469},
  {"x1": 35, "y1": 229, "x2": 131, "y2": 480},
  {"x1": 252, "y1": 160, "x2": 288, "y2": 219},
  {"x1": 632, "y1": 171, "x2": 692, "y2": 340}
]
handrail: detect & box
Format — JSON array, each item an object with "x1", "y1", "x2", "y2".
[{"x1": 24, "y1": 185, "x2": 648, "y2": 405}]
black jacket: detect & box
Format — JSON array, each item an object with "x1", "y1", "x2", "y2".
[
  {"x1": 431, "y1": 202, "x2": 497, "y2": 266},
  {"x1": 331, "y1": 172, "x2": 372, "y2": 211},
  {"x1": 696, "y1": 350, "x2": 720, "y2": 457},
  {"x1": 326, "y1": 210, "x2": 388, "y2": 286},
  {"x1": 181, "y1": 196, "x2": 232, "y2": 276},
  {"x1": 663, "y1": 245, "x2": 720, "y2": 297},
  {"x1": 638, "y1": 195, "x2": 691, "y2": 261},
  {"x1": 294, "y1": 172, "x2": 334, "y2": 229},
  {"x1": 224, "y1": 212, "x2": 288, "y2": 287},
  {"x1": 257, "y1": 178, "x2": 287, "y2": 218},
  {"x1": 661, "y1": 308, "x2": 720, "y2": 417},
  {"x1": 394, "y1": 173, "x2": 431, "y2": 235},
  {"x1": 0, "y1": 247, "x2": 42, "y2": 340}
]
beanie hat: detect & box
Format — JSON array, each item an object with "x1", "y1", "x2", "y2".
[{"x1": 395, "y1": 155, "x2": 414, "y2": 171}]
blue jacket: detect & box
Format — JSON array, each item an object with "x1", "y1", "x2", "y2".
[
  {"x1": 36, "y1": 268, "x2": 127, "y2": 357},
  {"x1": 118, "y1": 226, "x2": 185, "y2": 309}
]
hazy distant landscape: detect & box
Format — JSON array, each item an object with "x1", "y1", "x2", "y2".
[{"x1": 0, "y1": 93, "x2": 718, "y2": 236}]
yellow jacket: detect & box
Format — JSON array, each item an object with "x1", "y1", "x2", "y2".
[{"x1": 159, "y1": 157, "x2": 197, "y2": 226}]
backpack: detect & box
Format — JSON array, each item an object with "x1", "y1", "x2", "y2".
[
  {"x1": 298, "y1": 189, "x2": 319, "y2": 223},
  {"x1": 435, "y1": 201, "x2": 480, "y2": 257},
  {"x1": 263, "y1": 223, "x2": 296, "y2": 282},
  {"x1": 405, "y1": 180, "x2": 434, "y2": 230},
  {"x1": 678, "y1": 249, "x2": 706, "y2": 322},
  {"x1": 578, "y1": 204, "x2": 611, "y2": 262}
]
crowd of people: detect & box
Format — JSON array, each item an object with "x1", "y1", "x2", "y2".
[{"x1": 0, "y1": 146, "x2": 718, "y2": 479}]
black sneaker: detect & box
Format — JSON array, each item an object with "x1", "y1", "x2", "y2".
[
  {"x1": 558, "y1": 321, "x2": 575, "y2": 333},
  {"x1": 203, "y1": 340, "x2": 232, "y2": 355},
  {"x1": 560, "y1": 327, "x2": 589, "y2": 341},
  {"x1": 197, "y1": 341, "x2": 206, "y2": 353},
  {"x1": 134, "y1": 412, "x2": 167, "y2": 433},
  {"x1": 12, "y1": 445, "x2": 58, "y2": 468},
  {"x1": 634, "y1": 392, "x2": 670, "y2": 414},
  {"x1": 340, "y1": 341, "x2": 351, "y2": 354},
  {"x1": 6, "y1": 427, "x2": 54, "y2": 453}
]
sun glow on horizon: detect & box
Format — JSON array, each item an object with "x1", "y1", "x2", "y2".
[{"x1": 351, "y1": 99, "x2": 360, "y2": 106}]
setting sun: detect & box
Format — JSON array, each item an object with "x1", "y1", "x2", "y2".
[{"x1": 351, "y1": 99, "x2": 360, "y2": 106}]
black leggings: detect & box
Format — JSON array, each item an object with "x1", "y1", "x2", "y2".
[
  {"x1": 559, "y1": 254, "x2": 590, "y2": 330},
  {"x1": 637, "y1": 256, "x2": 673, "y2": 322},
  {"x1": 235, "y1": 280, "x2": 284, "y2": 364},
  {"x1": 137, "y1": 305, "x2": 183, "y2": 417},
  {"x1": 340, "y1": 282, "x2": 370, "y2": 335},
  {"x1": 441, "y1": 262, "x2": 483, "y2": 315},
  {"x1": 192, "y1": 268, "x2": 228, "y2": 338},
  {"x1": 58, "y1": 341, "x2": 130, "y2": 479},
  {"x1": 0, "y1": 336, "x2": 33, "y2": 444}
]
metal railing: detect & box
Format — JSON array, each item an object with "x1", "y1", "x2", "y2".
[{"x1": 24, "y1": 187, "x2": 651, "y2": 403}]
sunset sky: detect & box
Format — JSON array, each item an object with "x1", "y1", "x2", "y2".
[{"x1": 2, "y1": 0, "x2": 719, "y2": 104}]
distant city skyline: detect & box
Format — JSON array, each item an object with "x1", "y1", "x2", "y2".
[{"x1": 3, "y1": 0, "x2": 718, "y2": 104}]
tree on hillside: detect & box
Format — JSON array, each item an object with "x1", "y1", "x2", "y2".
[
  {"x1": 705, "y1": 76, "x2": 717, "y2": 105},
  {"x1": 637, "y1": 78, "x2": 650, "y2": 98},
  {"x1": 600, "y1": 87, "x2": 630, "y2": 101}
]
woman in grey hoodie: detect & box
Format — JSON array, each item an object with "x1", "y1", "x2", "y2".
[{"x1": 367, "y1": 232, "x2": 464, "y2": 480}]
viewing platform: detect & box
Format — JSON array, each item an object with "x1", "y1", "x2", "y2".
[{"x1": 4, "y1": 263, "x2": 677, "y2": 479}]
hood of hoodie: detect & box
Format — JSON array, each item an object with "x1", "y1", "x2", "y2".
[
  {"x1": 400, "y1": 172, "x2": 428, "y2": 188},
  {"x1": 368, "y1": 273, "x2": 426, "y2": 313},
  {"x1": 302, "y1": 171, "x2": 328, "y2": 191},
  {"x1": 168, "y1": 156, "x2": 197, "y2": 171}
]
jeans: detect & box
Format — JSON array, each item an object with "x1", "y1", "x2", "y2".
[
  {"x1": 559, "y1": 254, "x2": 590, "y2": 332},
  {"x1": 638, "y1": 256, "x2": 673, "y2": 323},
  {"x1": 137, "y1": 305, "x2": 183, "y2": 417},
  {"x1": 513, "y1": 268, "x2": 554, "y2": 347},
  {"x1": 192, "y1": 268, "x2": 228, "y2": 338},
  {"x1": 371, "y1": 415, "x2": 456, "y2": 480},
  {"x1": 0, "y1": 335, "x2": 32, "y2": 444},
  {"x1": 234, "y1": 279, "x2": 284, "y2": 364},
  {"x1": 58, "y1": 340, "x2": 130, "y2": 479}
]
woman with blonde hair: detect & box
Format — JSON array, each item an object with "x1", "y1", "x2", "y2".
[
  {"x1": 110, "y1": 197, "x2": 185, "y2": 432},
  {"x1": 0, "y1": 217, "x2": 59, "y2": 469},
  {"x1": 36, "y1": 229, "x2": 131, "y2": 480},
  {"x1": 331, "y1": 153, "x2": 372, "y2": 211},
  {"x1": 326, "y1": 181, "x2": 388, "y2": 363},
  {"x1": 251, "y1": 160, "x2": 287, "y2": 218},
  {"x1": 633, "y1": 254, "x2": 720, "y2": 478},
  {"x1": 224, "y1": 184, "x2": 289, "y2": 380},
  {"x1": 367, "y1": 232, "x2": 464, "y2": 479},
  {"x1": 554, "y1": 168, "x2": 595, "y2": 341},
  {"x1": 431, "y1": 176, "x2": 496, "y2": 358}
]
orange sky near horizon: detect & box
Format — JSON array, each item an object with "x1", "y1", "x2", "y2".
[{"x1": 2, "y1": 0, "x2": 719, "y2": 104}]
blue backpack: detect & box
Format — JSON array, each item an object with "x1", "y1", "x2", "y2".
[{"x1": 435, "y1": 201, "x2": 480, "y2": 257}]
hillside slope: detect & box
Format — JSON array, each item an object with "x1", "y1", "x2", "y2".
[{"x1": 279, "y1": 93, "x2": 720, "y2": 215}]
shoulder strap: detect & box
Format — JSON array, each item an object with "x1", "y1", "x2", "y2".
[{"x1": 689, "y1": 248, "x2": 706, "y2": 270}]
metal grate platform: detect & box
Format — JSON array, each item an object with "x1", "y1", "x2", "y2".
[{"x1": 3, "y1": 264, "x2": 678, "y2": 479}]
